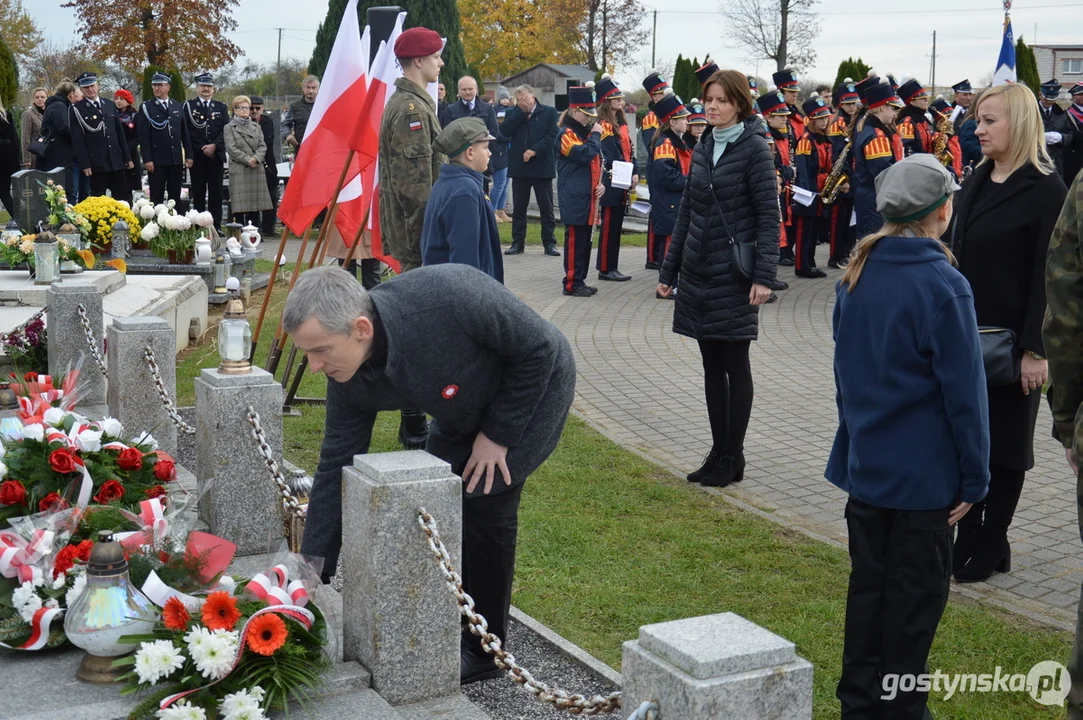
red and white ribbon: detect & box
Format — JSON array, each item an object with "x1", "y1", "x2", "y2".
[
  {"x1": 245, "y1": 564, "x2": 309, "y2": 607},
  {"x1": 140, "y1": 570, "x2": 202, "y2": 611},
  {"x1": 159, "y1": 604, "x2": 316, "y2": 709},
  {"x1": 0, "y1": 529, "x2": 53, "y2": 585},
  {"x1": 0, "y1": 606, "x2": 64, "y2": 651}
]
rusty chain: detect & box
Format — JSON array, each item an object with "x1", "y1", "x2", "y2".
[
  {"x1": 417, "y1": 508, "x2": 625, "y2": 716},
  {"x1": 246, "y1": 406, "x2": 307, "y2": 552},
  {"x1": 76, "y1": 303, "x2": 107, "y2": 376},
  {"x1": 142, "y1": 346, "x2": 196, "y2": 435}
]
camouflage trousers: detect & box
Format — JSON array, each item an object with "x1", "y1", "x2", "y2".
[{"x1": 1068, "y1": 465, "x2": 1083, "y2": 718}]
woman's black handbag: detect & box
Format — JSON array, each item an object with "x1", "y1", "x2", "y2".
[
  {"x1": 978, "y1": 326, "x2": 1021, "y2": 386},
  {"x1": 27, "y1": 127, "x2": 52, "y2": 158},
  {"x1": 708, "y1": 181, "x2": 755, "y2": 284}
]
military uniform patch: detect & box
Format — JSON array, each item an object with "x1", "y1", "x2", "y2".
[{"x1": 408, "y1": 118, "x2": 422, "y2": 131}]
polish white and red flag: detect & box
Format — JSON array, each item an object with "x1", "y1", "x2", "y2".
[{"x1": 276, "y1": 0, "x2": 369, "y2": 237}]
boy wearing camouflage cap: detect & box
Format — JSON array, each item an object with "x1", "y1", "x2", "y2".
[{"x1": 421, "y1": 117, "x2": 503, "y2": 282}]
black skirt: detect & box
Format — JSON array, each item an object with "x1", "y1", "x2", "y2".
[{"x1": 987, "y1": 383, "x2": 1041, "y2": 471}]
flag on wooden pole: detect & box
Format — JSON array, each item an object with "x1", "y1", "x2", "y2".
[{"x1": 992, "y1": 1, "x2": 1017, "y2": 86}]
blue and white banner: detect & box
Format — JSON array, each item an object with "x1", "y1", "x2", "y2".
[{"x1": 992, "y1": 5, "x2": 1017, "y2": 86}]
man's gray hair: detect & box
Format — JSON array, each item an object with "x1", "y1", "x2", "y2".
[
  {"x1": 282, "y1": 266, "x2": 374, "y2": 335},
  {"x1": 302, "y1": 75, "x2": 320, "y2": 87},
  {"x1": 514, "y1": 84, "x2": 534, "y2": 98}
]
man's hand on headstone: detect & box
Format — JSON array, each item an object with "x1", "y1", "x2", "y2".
[{"x1": 463, "y1": 432, "x2": 512, "y2": 495}]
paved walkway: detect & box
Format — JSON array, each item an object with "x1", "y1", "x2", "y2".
[{"x1": 501, "y1": 241, "x2": 1082, "y2": 630}]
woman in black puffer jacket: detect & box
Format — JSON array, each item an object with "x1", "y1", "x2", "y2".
[{"x1": 657, "y1": 68, "x2": 780, "y2": 488}]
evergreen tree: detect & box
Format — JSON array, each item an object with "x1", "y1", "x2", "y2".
[
  {"x1": 833, "y1": 57, "x2": 871, "y2": 92},
  {"x1": 311, "y1": 0, "x2": 467, "y2": 89},
  {"x1": 0, "y1": 35, "x2": 17, "y2": 110},
  {"x1": 142, "y1": 66, "x2": 187, "y2": 102},
  {"x1": 1015, "y1": 37, "x2": 1040, "y2": 93}
]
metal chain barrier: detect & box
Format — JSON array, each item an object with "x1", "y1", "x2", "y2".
[
  {"x1": 626, "y1": 702, "x2": 659, "y2": 720},
  {"x1": 76, "y1": 303, "x2": 107, "y2": 376},
  {"x1": 246, "y1": 406, "x2": 307, "y2": 552},
  {"x1": 142, "y1": 346, "x2": 196, "y2": 435},
  {"x1": 417, "y1": 509, "x2": 625, "y2": 716}
]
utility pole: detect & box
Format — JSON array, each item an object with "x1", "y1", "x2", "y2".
[
  {"x1": 275, "y1": 28, "x2": 283, "y2": 102},
  {"x1": 602, "y1": 0, "x2": 608, "y2": 73},
  {"x1": 651, "y1": 10, "x2": 657, "y2": 68},
  {"x1": 930, "y1": 30, "x2": 937, "y2": 92}
]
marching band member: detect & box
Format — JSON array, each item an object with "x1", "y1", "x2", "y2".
[
  {"x1": 793, "y1": 94, "x2": 834, "y2": 278},
  {"x1": 853, "y1": 81, "x2": 905, "y2": 239},
  {"x1": 827, "y1": 80, "x2": 860, "y2": 268},
  {"x1": 639, "y1": 70, "x2": 669, "y2": 158},
  {"x1": 758, "y1": 91, "x2": 797, "y2": 266},
  {"x1": 557, "y1": 86, "x2": 604, "y2": 297},
  {"x1": 647, "y1": 89, "x2": 692, "y2": 291},
  {"x1": 773, "y1": 68, "x2": 805, "y2": 138},
  {"x1": 896, "y1": 78, "x2": 934, "y2": 155},
  {"x1": 595, "y1": 75, "x2": 635, "y2": 282},
  {"x1": 684, "y1": 99, "x2": 709, "y2": 150},
  {"x1": 695, "y1": 58, "x2": 720, "y2": 94},
  {"x1": 931, "y1": 96, "x2": 964, "y2": 179}
]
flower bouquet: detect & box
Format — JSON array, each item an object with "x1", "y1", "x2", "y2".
[
  {"x1": 73, "y1": 195, "x2": 142, "y2": 252},
  {"x1": 7, "y1": 367, "x2": 84, "y2": 424},
  {"x1": 118, "y1": 556, "x2": 331, "y2": 720},
  {"x1": 42, "y1": 180, "x2": 92, "y2": 237},
  {"x1": 0, "y1": 318, "x2": 48, "y2": 376},
  {"x1": 134, "y1": 199, "x2": 213, "y2": 263},
  {"x1": 0, "y1": 233, "x2": 37, "y2": 269}
]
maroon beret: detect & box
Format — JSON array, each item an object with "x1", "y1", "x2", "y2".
[{"x1": 394, "y1": 27, "x2": 442, "y2": 59}]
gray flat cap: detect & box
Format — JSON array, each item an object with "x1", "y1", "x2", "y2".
[
  {"x1": 433, "y1": 117, "x2": 494, "y2": 158},
  {"x1": 875, "y1": 154, "x2": 961, "y2": 223}
]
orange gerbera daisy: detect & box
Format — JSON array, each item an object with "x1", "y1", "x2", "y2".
[
  {"x1": 201, "y1": 591, "x2": 241, "y2": 631},
  {"x1": 246, "y1": 613, "x2": 288, "y2": 656},
  {"x1": 163, "y1": 597, "x2": 191, "y2": 631}
]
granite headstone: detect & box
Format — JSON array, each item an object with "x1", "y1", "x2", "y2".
[{"x1": 10, "y1": 167, "x2": 66, "y2": 234}]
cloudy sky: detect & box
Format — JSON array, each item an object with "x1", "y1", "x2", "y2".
[{"x1": 28, "y1": 0, "x2": 1083, "y2": 89}]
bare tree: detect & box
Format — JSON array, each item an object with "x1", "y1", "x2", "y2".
[
  {"x1": 22, "y1": 41, "x2": 103, "y2": 93},
  {"x1": 721, "y1": 0, "x2": 821, "y2": 74},
  {"x1": 571, "y1": 0, "x2": 651, "y2": 72}
]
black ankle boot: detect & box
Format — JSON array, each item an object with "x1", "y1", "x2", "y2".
[
  {"x1": 954, "y1": 530, "x2": 1011, "y2": 583},
  {"x1": 700, "y1": 453, "x2": 744, "y2": 488},
  {"x1": 687, "y1": 450, "x2": 721, "y2": 483},
  {"x1": 952, "y1": 504, "x2": 983, "y2": 572}
]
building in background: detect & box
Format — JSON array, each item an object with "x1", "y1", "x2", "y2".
[{"x1": 1034, "y1": 44, "x2": 1083, "y2": 97}]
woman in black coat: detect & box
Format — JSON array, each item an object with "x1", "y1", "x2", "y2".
[
  {"x1": 36, "y1": 80, "x2": 81, "y2": 181},
  {"x1": 947, "y1": 83, "x2": 1067, "y2": 583},
  {"x1": 0, "y1": 101, "x2": 21, "y2": 215},
  {"x1": 657, "y1": 68, "x2": 780, "y2": 488}
]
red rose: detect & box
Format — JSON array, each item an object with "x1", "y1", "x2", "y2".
[
  {"x1": 0, "y1": 480, "x2": 27, "y2": 506},
  {"x1": 38, "y1": 492, "x2": 69, "y2": 513},
  {"x1": 23, "y1": 371, "x2": 35, "y2": 382},
  {"x1": 144, "y1": 485, "x2": 168, "y2": 499},
  {"x1": 92, "y1": 479, "x2": 125, "y2": 504},
  {"x1": 152, "y1": 458, "x2": 176, "y2": 482},
  {"x1": 53, "y1": 540, "x2": 93, "y2": 579},
  {"x1": 116, "y1": 447, "x2": 143, "y2": 471},
  {"x1": 49, "y1": 448, "x2": 77, "y2": 474}
]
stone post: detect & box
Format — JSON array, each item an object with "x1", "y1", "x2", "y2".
[
  {"x1": 341, "y1": 451, "x2": 462, "y2": 706},
  {"x1": 106, "y1": 317, "x2": 178, "y2": 456},
  {"x1": 194, "y1": 367, "x2": 284, "y2": 556},
  {"x1": 622, "y1": 612, "x2": 814, "y2": 719},
  {"x1": 46, "y1": 284, "x2": 105, "y2": 408}
]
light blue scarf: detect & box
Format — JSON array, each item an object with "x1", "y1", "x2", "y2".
[{"x1": 712, "y1": 123, "x2": 745, "y2": 164}]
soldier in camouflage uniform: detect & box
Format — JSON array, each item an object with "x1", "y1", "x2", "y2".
[
  {"x1": 378, "y1": 27, "x2": 446, "y2": 272},
  {"x1": 1045, "y1": 169, "x2": 1083, "y2": 717}
]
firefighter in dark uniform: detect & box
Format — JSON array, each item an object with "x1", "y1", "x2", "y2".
[
  {"x1": 951, "y1": 79, "x2": 981, "y2": 171},
  {"x1": 759, "y1": 92, "x2": 797, "y2": 266},
  {"x1": 184, "y1": 73, "x2": 228, "y2": 230},
  {"x1": 557, "y1": 86, "x2": 604, "y2": 297},
  {"x1": 853, "y1": 81, "x2": 905, "y2": 239},
  {"x1": 896, "y1": 79, "x2": 934, "y2": 156},
  {"x1": 639, "y1": 71, "x2": 669, "y2": 159},
  {"x1": 69, "y1": 71, "x2": 132, "y2": 200},
  {"x1": 646, "y1": 90, "x2": 691, "y2": 291},
  {"x1": 793, "y1": 95, "x2": 833, "y2": 278},
  {"x1": 594, "y1": 75, "x2": 635, "y2": 281},
  {"x1": 774, "y1": 69, "x2": 805, "y2": 139},
  {"x1": 950, "y1": 78, "x2": 974, "y2": 133},
  {"x1": 930, "y1": 97, "x2": 964, "y2": 179},
  {"x1": 137, "y1": 72, "x2": 193, "y2": 205},
  {"x1": 827, "y1": 80, "x2": 860, "y2": 268},
  {"x1": 1040, "y1": 79, "x2": 1074, "y2": 180},
  {"x1": 1065, "y1": 83, "x2": 1083, "y2": 187}
]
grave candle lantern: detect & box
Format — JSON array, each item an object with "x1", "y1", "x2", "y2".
[
  {"x1": 218, "y1": 277, "x2": 252, "y2": 374},
  {"x1": 212, "y1": 253, "x2": 228, "y2": 294},
  {"x1": 32, "y1": 231, "x2": 60, "y2": 285}
]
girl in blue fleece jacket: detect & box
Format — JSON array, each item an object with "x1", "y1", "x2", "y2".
[{"x1": 826, "y1": 154, "x2": 990, "y2": 719}]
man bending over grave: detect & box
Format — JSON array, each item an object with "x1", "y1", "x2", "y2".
[{"x1": 283, "y1": 264, "x2": 576, "y2": 684}]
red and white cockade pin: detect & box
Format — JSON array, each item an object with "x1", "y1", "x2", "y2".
[{"x1": 441, "y1": 385, "x2": 459, "y2": 399}]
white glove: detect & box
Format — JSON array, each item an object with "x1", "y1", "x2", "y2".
[{"x1": 1046, "y1": 131, "x2": 1063, "y2": 145}]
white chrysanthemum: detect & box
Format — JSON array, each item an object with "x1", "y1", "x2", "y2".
[
  {"x1": 223, "y1": 707, "x2": 266, "y2": 720},
  {"x1": 221, "y1": 687, "x2": 266, "y2": 719},
  {"x1": 100, "y1": 417, "x2": 123, "y2": 438},
  {"x1": 21, "y1": 423, "x2": 44, "y2": 442},
  {"x1": 191, "y1": 629, "x2": 238, "y2": 679},
  {"x1": 75, "y1": 429, "x2": 103, "y2": 453},
  {"x1": 186, "y1": 209, "x2": 200, "y2": 223},
  {"x1": 65, "y1": 572, "x2": 86, "y2": 607},
  {"x1": 18, "y1": 592, "x2": 42, "y2": 622},
  {"x1": 155, "y1": 701, "x2": 207, "y2": 720},
  {"x1": 140, "y1": 222, "x2": 160, "y2": 241},
  {"x1": 0, "y1": 459, "x2": 7, "y2": 480},
  {"x1": 184, "y1": 625, "x2": 212, "y2": 655},
  {"x1": 197, "y1": 212, "x2": 214, "y2": 228},
  {"x1": 174, "y1": 216, "x2": 191, "y2": 231},
  {"x1": 139, "y1": 204, "x2": 156, "y2": 220},
  {"x1": 167, "y1": 199, "x2": 176, "y2": 209},
  {"x1": 133, "y1": 431, "x2": 158, "y2": 450},
  {"x1": 42, "y1": 407, "x2": 66, "y2": 426},
  {"x1": 44, "y1": 598, "x2": 58, "y2": 609},
  {"x1": 51, "y1": 572, "x2": 67, "y2": 590},
  {"x1": 12, "y1": 581, "x2": 36, "y2": 609},
  {"x1": 134, "y1": 639, "x2": 185, "y2": 685}
]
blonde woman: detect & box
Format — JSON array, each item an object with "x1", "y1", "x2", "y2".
[
  {"x1": 20, "y1": 87, "x2": 47, "y2": 169},
  {"x1": 223, "y1": 95, "x2": 271, "y2": 225},
  {"x1": 946, "y1": 82, "x2": 1068, "y2": 583},
  {"x1": 828, "y1": 154, "x2": 989, "y2": 718}
]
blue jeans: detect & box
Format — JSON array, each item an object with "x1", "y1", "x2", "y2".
[{"x1": 491, "y1": 167, "x2": 509, "y2": 211}]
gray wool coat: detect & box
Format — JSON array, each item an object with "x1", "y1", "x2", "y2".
[
  {"x1": 224, "y1": 117, "x2": 272, "y2": 213},
  {"x1": 301, "y1": 264, "x2": 577, "y2": 573}
]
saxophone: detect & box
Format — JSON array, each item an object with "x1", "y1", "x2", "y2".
[
  {"x1": 933, "y1": 113, "x2": 954, "y2": 168},
  {"x1": 821, "y1": 139, "x2": 851, "y2": 205}
]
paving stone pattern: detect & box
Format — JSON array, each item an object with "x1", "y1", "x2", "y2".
[{"x1": 502, "y1": 241, "x2": 1082, "y2": 629}]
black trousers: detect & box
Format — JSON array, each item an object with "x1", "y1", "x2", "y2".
[
  {"x1": 148, "y1": 164, "x2": 183, "y2": 205},
  {"x1": 89, "y1": 169, "x2": 128, "y2": 200},
  {"x1": 830, "y1": 199, "x2": 857, "y2": 263},
  {"x1": 261, "y1": 169, "x2": 279, "y2": 235},
  {"x1": 338, "y1": 258, "x2": 382, "y2": 290},
  {"x1": 838, "y1": 497, "x2": 951, "y2": 720},
  {"x1": 794, "y1": 215, "x2": 825, "y2": 272},
  {"x1": 511, "y1": 177, "x2": 556, "y2": 248},
  {"x1": 232, "y1": 211, "x2": 261, "y2": 226},
  {"x1": 563, "y1": 224, "x2": 593, "y2": 291},
  {"x1": 190, "y1": 154, "x2": 224, "y2": 229},
  {"x1": 648, "y1": 230, "x2": 670, "y2": 267},
  {"x1": 462, "y1": 482, "x2": 524, "y2": 645},
  {"x1": 0, "y1": 173, "x2": 12, "y2": 216},
  {"x1": 596, "y1": 204, "x2": 625, "y2": 272},
  {"x1": 697, "y1": 339, "x2": 753, "y2": 454}
]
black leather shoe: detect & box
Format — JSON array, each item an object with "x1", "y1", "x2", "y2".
[
  {"x1": 765, "y1": 292, "x2": 778, "y2": 303},
  {"x1": 778, "y1": 257, "x2": 795, "y2": 267},
  {"x1": 795, "y1": 268, "x2": 828, "y2": 279},
  {"x1": 828, "y1": 258, "x2": 850, "y2": 269},
  {"x1": 504, "y1": 245, "x2": 524, "y2": 255},
  {"x1": 461, "y1": 641, "x2": 502, "y2": 685},
  {"x1": 563, "y1": 286, "x2": 593, "y2": 297},
  {"x1": 598, "y1": 270, "x2": 631, "y2": 281},
  {"x1": 687, "y1": 450, "x2": 720, "y2": 483},
  {"x1": 398, "y1": 410, "x2": 429, "y2": 449},
  {"x1": 700, "y1": 452, "x2": 745, "y2": 487},
  {"x1": 584, "y1": 284, "x2": 599, "y2": 294},
  {"x1": 644, "y1": 261, "x2": 660, "y2": 270},
  {"x1": 544, "y1": 245, "x2": 561, "y2": 256},
  {"x1": 766, "y1": 279, "x2": 789, "y2": 291}
]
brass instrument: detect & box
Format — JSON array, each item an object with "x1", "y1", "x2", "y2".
[
  {"x1": 821, "y1": 138, "x2": 851, "y2": 205},
  {"x1": 933, "y1": 113, "x2": 954, "y2": 168}
]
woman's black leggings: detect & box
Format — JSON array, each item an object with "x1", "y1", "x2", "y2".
[{"x1": 697, "y1": 339, "x2": 754, "y2": 454}]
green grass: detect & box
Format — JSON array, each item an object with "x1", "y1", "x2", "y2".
[{"x1": 174, "y1": 249, "x2": 1073, "y2": 720}]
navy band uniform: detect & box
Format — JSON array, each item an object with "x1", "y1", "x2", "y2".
[
  {"x1": 185, "y1": 73, "x2": 228, "y2": 230},
  {"x1": 556, "y1": 86, "x2": 603, "y2": 296},
  {"x1": 827, "y1": 81, "x2": 860, "y2": 266},
  {"x1": 137, "y1": 72, "x2": 193, "y2": 205},
  {"x1": 70, "y1": 71, "x2": 131, "y2": 200},
  {"x1": 793, "y1": 95, "x2": 833, "y2": 278},
  {"x1": 853, "y1": 82, "x2": 905, "y2": 239},
  {"x1": 647, "y1": 91, "x2": 692, "y2": 271},
  {"x1": 594, "y1": 75, "x2": 635, "y2": 280}
]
